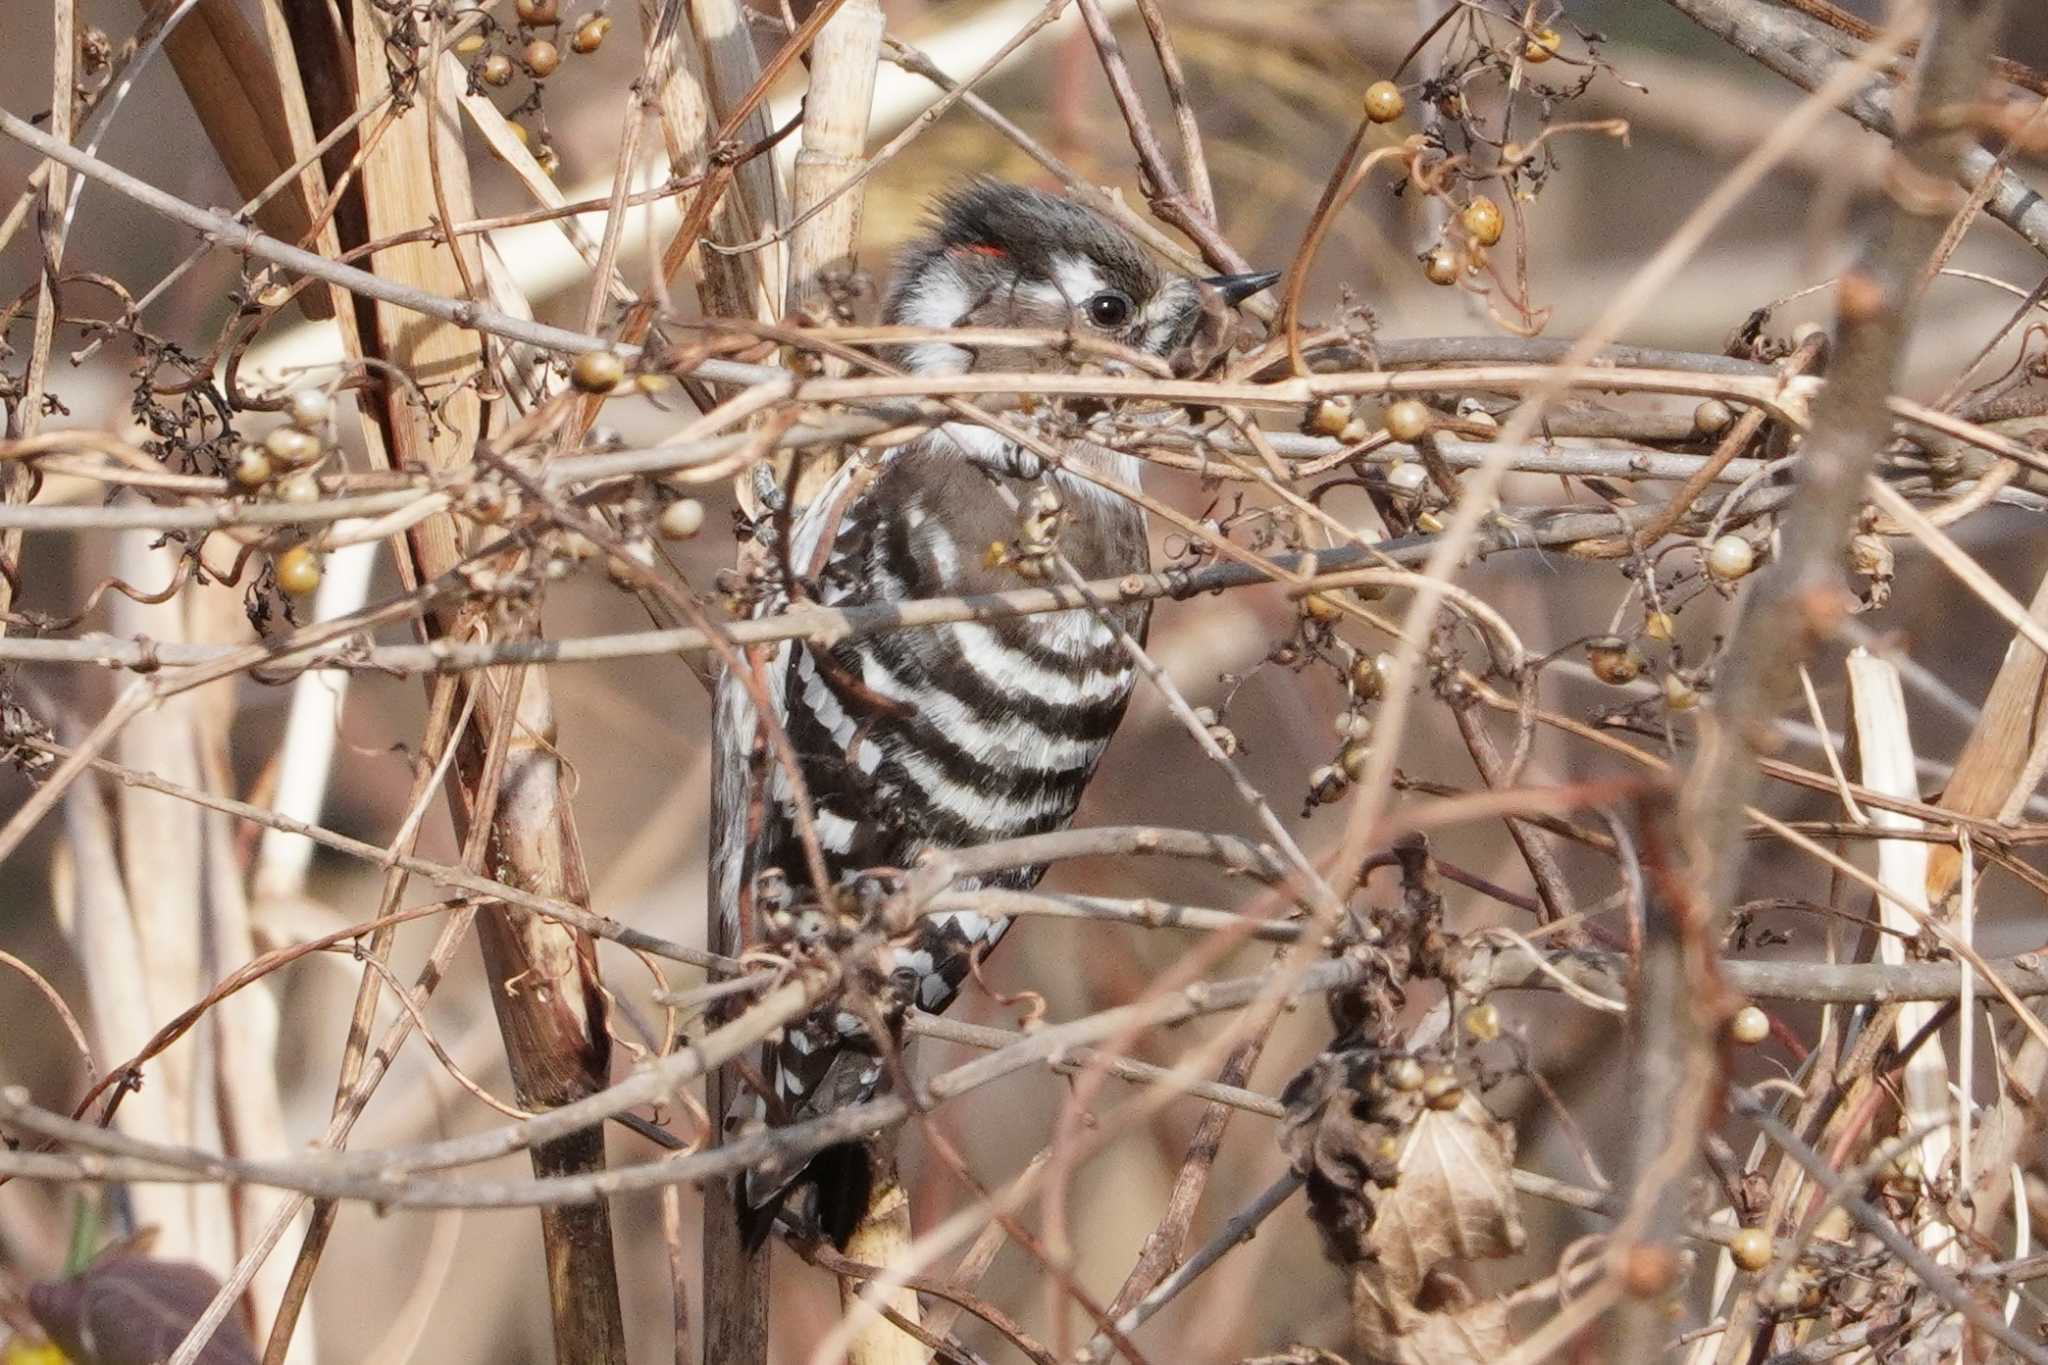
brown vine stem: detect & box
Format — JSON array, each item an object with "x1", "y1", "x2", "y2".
[
  {"x1": 1665, "y1": 0, "x2": 2048, "y2": 258},
  {"x1": 1623, "y1": 4, "x2": 2011, "y2": 1356}
]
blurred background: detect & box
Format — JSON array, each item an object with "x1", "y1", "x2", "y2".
[{"x1": 5, "y1": 1, "x2": 2048, "y2": 1360}]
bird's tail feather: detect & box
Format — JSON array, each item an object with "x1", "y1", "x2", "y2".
[{"x1": 737, "y1": 1141, "x2": 875, "y2": 1253}]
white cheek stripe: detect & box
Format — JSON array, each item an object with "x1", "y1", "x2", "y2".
[
  {"x1": 1050, "y1": 254, "x2": 1108, "y2": 307},
  {"x1": 897, "y1": 267, "x2": 974, "y2": 374}
]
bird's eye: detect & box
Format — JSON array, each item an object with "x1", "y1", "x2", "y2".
[{"x1": 1085, "y1": 291, "x2": 1133, "y2": 328}]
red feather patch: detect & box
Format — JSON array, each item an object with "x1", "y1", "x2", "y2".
[{"x1": 952, "y1": 243, "x2": 1009, "y2": 258}]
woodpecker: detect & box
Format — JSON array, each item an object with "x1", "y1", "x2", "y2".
[{"x1": 711, "y1": 179, "x2": 1274, "y2": 1248}]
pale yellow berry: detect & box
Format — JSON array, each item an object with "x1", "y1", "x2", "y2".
[
  {"x1": 1363, "y1": 80, "x2": 1406, "y2": 124},
  {"x1": 1464, "y1": 1001, "x2": 1502, "y2": 1041},
  {"x1": 481, "y1": 52, "x2": 515, "y2": 85},
  {"x1": 275, "y1": 545, "x2": 322, "y2": 596},
  {"x1": 1384, "y1": 1056, "x2": 1425, "y2": 1092},
  {"x1": 571, "y1": 350, "x2": 626, "y2": 393},
  {"x1": 1386, "y1": 460, "x2": 1427, "y2": 492},
  {"x1": 1694, "y1": 399, "x2": 1734, "y2": 436},
  {"x1": 1524, "y1": 26, "x2": 1562, "y2": 62},
  {"x1": 1663, "y1": 672, "x2": 1699, "y2": 711},
  {"x1": 570, "y1": 15, "x2": 612, "y2": 53},
  {"x1": 1460, "y1": 196, "x2": 1504, "y2": 247},
  {"x1": 1415, "y1": 510, "x2": 1445, "y2": 533},
  {"x1": 233, "y1": 447, "x2": 272, "y2": 488},
  {"x1": 1729, "y1": 1227, "x2": 1773, "y2": 1273},
  {"x1": 1644, "y1": 610, "x2": 1676, "y2": 642},
  {"x1": 263, "y1": 426, "x2": 321, "y2": 467},
  {"x1": 524, "y1": 38, "x2": 560, "y2": 77},
  {"x1": 658, "y1": 498, "x2": 706, "y2": 540},
  {"x1": 278, "y1": 472, "x2": 321, "y2": 505},
  {"x1": 288, "y1": 388, "x2": 332, "y2": 432},
  {"x1": 1706, "y1": 534, "x2": 1756, "y2": 581},
  {"x1": 1383, "y1": 399, "x2": 1431, "y2": 443},
  {"x1": 1423, "y1": 246, "x2": 1459, "y2": 286},
  {"x1": 1306, "y1": 397, "x2": 1354, "y2": 438},
  {"x1": 515, "y1": 0, "x2": 559, "y2": 24},
  {"x1": 1730, "y1": 1004, "x2": 1770, "y2": 1045}
]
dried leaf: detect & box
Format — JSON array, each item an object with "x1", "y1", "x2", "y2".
[
  {"x1": 1354, "y1": 1267, "x2": 1512, "y2": 1365},
  {"x1": 27, "y1": 1256, "x2": 259, "y2": 1365},
  {"x1": 1282, "y1": 1052, "x2": 1524, "y2": 1365},
  {"x1": 1278, "y1": 1049, "x2": 1409, "y2": 1266},
  {"x1": 1364, "y1": 1092, "x2": 1524, "y2": 1300}
]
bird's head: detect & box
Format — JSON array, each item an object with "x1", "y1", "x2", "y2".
[{"x1": 882, "y1": 180, "x2": 1275, "y2": 381}]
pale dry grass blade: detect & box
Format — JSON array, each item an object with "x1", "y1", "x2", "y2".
[
  {"x1": 251, "y1": 543, "x2": 377, "y2": 905},
  {"x1": 1845, "y1": 650, "x2": 1953, "y2": 1255},
  {"x1": 108, "y1": 536, "x2": 235, "y2": 1271}
]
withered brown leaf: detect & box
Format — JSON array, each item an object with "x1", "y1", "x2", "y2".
[
  {"x1": 1365, "y1": 1091, "x2": 1525, "y2": 1299},
  {"x1": 1354, "y1": 1268, "x2": 1513, "y2": 1365}
]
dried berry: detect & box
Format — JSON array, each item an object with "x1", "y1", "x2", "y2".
[
  {"x1": 1729, "y1": 1004, "x2": 1769, "y2": 1045},
  {"x1": 524, "y1": 38, "x2": 560, "y2": 77},
  {"x1": 659, "y1": 498, "x2": 706, "y2": 540},
  {"x1": 1706, "y1": 534, "x2": 1756, "y2": 581},
  {"x1": 1587, "y1": 638, "x2": 1642, "y2": 685},
  {"x1": 232, "y1": 447, "x2": 272, "y2": 488},
  {"x1": 275, "y1": 545, "x2": 322, "y2": 596},
  {"x1": 287, "y1": 388, "x2": 332, "y2": 432},
  {"x1": 263, "y1": 426, "x2": 320, "y2": 467},
  {"x1": 1383, "y1": 399, "x2": 1430, "y2": 442},
  {"x1": 1729, "y1": 1227, "x2": 1772, "y2": 1273},
  {"x1": 1459, "y1": 196, "x2": 1504, "y2": 247},
  {"x1": 1362, "y1": 80, "x2": 1406, "y2": 124},
  {"x1": 572, "y1": 350, "x2": 626, "y2": 393}
]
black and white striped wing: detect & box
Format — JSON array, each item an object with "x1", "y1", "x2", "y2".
[{"x1": 712, "y1": 440, "x2": 1150, "y2": 1236}]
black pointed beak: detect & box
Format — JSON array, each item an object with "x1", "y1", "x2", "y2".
[{"x1": 1202, "y1": 270, "x2": 1281, "y2": 305}]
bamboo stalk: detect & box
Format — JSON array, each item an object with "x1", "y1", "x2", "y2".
[
  {"x1": 686, "y1": 0, "x2": 787, "y2": 302},
  {"x1": 841, "y1": 1146, "x2": 923, "y2": 1365},
  {"x1": 136, "y1": 0, "x2": 332, "y2": 316},
  {"x1": 639, "y1": 0, "x2": 767, "y2": 323},
  {"x1": 781, "y1": 0, "x2": 883, "y2": 508},
  {"x1": 784, "y1": 0, "x2": 882, "y2": 323},
  {"x1": 346, "y1": 6, "x2": 626, "y2": 1361}
]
